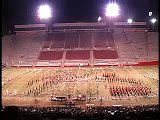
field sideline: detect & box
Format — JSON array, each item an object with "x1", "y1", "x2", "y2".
[{"x1": 2, "y1": 65, "x2": 158, "y2": 107}]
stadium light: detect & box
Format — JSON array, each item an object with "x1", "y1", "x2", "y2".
[
  {"x1": 98, "y1": 16, "x2": 102, "y2": 21},
  {"x1": 105, "y1": 3, "x2": 120, "y2": 17},
  {"x1": 151, "y1": 18, "x2": 157, "y2": 24},
  {"x1": 127, "y1": 19, "x2": 133, "y2": 24},
  {"x1": 149, "y1": 12, "x2": 152, "y2": 16},
  {"x1": 38, "y1": 4, "x2": 52, "y2": 19}
]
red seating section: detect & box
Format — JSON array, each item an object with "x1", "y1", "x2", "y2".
[
  {"x1": 38, "y1": 51, "x2": 63, "y2": 60},
  {"x1": 66, "y1": 50, "x2": 90, "y2": 60},
  {"x1": 94, "y1": 50, "x2": 118, "y2": 59}
]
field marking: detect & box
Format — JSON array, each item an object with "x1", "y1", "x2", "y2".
[{"x1": 2, "y1": 66, "x2": 158, "y2": 107}]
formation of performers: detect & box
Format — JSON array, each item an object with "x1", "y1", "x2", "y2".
[
  {"x1": 25, "y1": 70, "x2": 152, "y2": 98},
  {"x1": 26, "y1": 75, "x2": 62, "y2": 97},
  {"x1": 25, "y1": 71, "x2": 89, "y2": 97},
  {"x1": 95, "y1": 72, "x2": 152, "y2": 97},
  {"x1": 109, "y1": 85, "x2": 151, "y2": 97},
  {"x1": 96, "y1": 72, "x2": 142, "y2": 85}
]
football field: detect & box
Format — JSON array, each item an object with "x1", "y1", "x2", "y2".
[{"x1": 2, "y1": 65, "x2": 158, "y2": 107}]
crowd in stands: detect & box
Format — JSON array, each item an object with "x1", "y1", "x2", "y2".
[{"x1": 2, "y1": 105, "x2": 159, "y2": 120}]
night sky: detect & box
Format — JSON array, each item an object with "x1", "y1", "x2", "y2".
[{"x1": 2, "y1": 0, "x2": 158, "y2": 34}]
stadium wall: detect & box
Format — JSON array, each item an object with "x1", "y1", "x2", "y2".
[{"x1": 11, "y1": 61, "x2": 158, "y2": 68}]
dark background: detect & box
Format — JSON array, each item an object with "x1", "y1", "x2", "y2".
[{"x1": 2, "y1": 0, "x2": 158, "y2": 35}]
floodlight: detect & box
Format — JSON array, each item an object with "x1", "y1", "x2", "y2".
[
  {"x1": 105, "y1": 3, "x2": 120, "y2": 17},
  {"x1": 98, "y1": 16, "x2": 102, "y2": 21},
  {"x1": 149, "y1": 12, "x2": 152, "y2": 16},
  {"x1": 127, "y1": 19, "x2": 133, "y2": 24},
  {"x1": 151, "y1": 18, "x2": 157, "y2": 24},
  {"x1": 38, "y1": 4, "x2": 52, "y2": 19}
]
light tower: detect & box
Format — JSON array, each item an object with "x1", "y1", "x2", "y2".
[
  {"x1": 38, "y1": 3, "x2": 53, "y2": 33},
  {"x1": 105, "y1": 1, "x2": 120, "y2": 30}
]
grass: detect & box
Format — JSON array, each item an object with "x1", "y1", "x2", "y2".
[{"x1": 2, "y1": 65, "x2": 158, "y2": 107}]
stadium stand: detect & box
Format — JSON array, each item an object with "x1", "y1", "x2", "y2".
[
  {"x1": 50, "y1": 33, "x2": 65, "y2": 49},
  {"x1": 2, "y1": 105, "x2": 159, "y2": 120},
  {"x1": 93, "y1": 31, "x2": 107, "y2": 48},
  {"x1": 38, "y1": 51, "x2": 63, "y2": 60},
  {"x1": 42, "y1": 34, "x2": 53, "y2": 49},
  {"x1": 125, "y1": 31, "x2": 146, "y2": 62},
  {"x1": 113, "y1": 30, "x2": 137, "y2": 64},
  {"x1": 79, "y1": 32, "x2": 92, "y2": 48},
  {"x1": 107, "y1": 32, "x2": 115, "y2": 47},
  {"x1": 147, "y1": 32, "x2": 159, "y2": 61},
  {"x1": 2, "y1": 22, "x2": 158, "y2": 67},
  {"x1": 2, "y1": 35, "x2": 12, "y2": 66},
  {"x1": 66, "y1": 50, "x2": 90, "y2": 60},
  {"x1": 93, "y1": 50, "x2": 118, "y2": 59},
  {"x1": 65, "y1": 32, "x2": 79, "y2": 49}
]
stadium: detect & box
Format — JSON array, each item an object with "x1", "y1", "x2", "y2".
[{"x1": 2, "y1": 0, "x2": 159, "y2": 120}]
